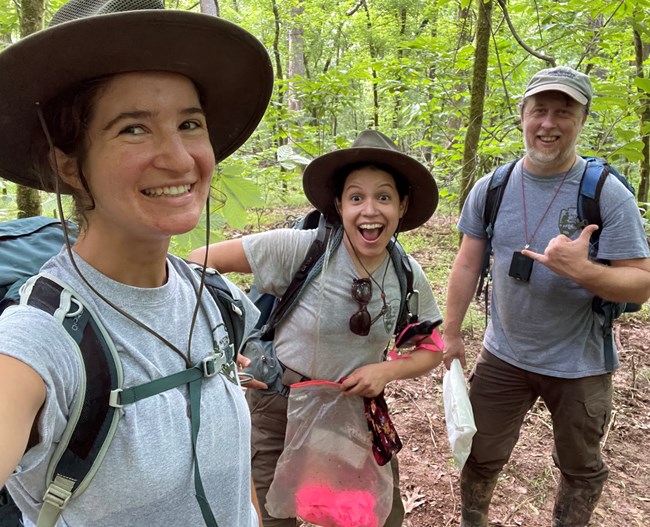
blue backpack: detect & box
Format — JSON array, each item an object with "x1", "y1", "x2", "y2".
[
  {"x1": 478, "y1": 156, "x2": 641, "y2": 371},
  {"x1": 0, "y1": 216, "x2": 245, "y2": 527}
]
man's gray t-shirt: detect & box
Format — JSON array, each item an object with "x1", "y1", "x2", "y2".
[
  {"x1": 1, "y1": 250, "x2": 259, "y2": 526},
  {"x1": 458, "y1": 157, "x2": 650, "y2": 378},
  {"x1": 243, "y1": 228, "x2": 442, "y2": 381}
]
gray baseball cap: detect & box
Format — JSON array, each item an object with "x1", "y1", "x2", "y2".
[{"x1": 524, "y1": 66, "x2": 592, "y2": 105}]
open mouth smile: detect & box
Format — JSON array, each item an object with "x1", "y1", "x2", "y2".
[{"x1": 359, "y1": 223, "x2": 384, "y2": 242}]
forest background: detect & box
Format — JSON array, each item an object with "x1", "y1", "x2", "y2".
[
  {"x1": 2, "y1": 1, "x2": 650, "y2": 525},
  {"x1": 1, "y1": 0, "x2": 649, "y2": 238}
]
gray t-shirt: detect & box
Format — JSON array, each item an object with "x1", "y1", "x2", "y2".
[
  {"x1": 458, "y1": 157, "x2": 650, "y2": 378},
  {"x1": 243, "y1": 228, "x2": 442, "y2": 381},
  {"x1": 1, "y1": 250, "x2": 260, "y2": 526}
]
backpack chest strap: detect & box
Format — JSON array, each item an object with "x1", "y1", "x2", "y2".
[{"x1": 109, "y1": 352, "x2": 235, "y2": 408}]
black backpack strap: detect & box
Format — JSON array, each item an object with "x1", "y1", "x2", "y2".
[
  {"x1": 387, "y1": 238, "x2": 416, "y2": 337},
  {"x1": 192, "y1": 267, "x2": 246, "y2": 361},
  {"x1": 20, "y1": 275, "x2": 122, "y2": 527},
  {"x1": 262, "y1": 215, "x2": 341, "y2": 339},
  {"x1": 476, "y1": 160, "x2": 519, "y2": 324}
]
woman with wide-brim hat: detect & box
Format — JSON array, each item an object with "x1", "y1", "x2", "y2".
[
  {"x1": 0, "y1": 1, "x2": 272, "y2": 525},
  {"x1": 189, "y1": 129, "x2": 444, "y2": 527}
]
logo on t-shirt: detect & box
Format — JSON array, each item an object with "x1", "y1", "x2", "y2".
[
  {"x1": 558, "y1": 207, "x2": 585, "y2": 238},
  {"x1": 383, "y1": 298, "x2": 399, "y2": 333}
]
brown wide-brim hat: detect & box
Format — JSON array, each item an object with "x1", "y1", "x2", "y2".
[
  {"x1": 302, "y1": 130, "x2": 438, "y2": 231},
  {"x1": 0, "y1": 0, "x2": 273, "y2": 194}
]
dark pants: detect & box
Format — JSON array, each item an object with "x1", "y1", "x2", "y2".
[
  {"x1": 462, "y1": 349, "x2": 612, "y2": 526},
  {"x1": 247, "y1": 389, "x2": 404, "y2": 527}
]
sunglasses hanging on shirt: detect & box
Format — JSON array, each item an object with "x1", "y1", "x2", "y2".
[{"x1": 350, "y1": 277, "x2": 388, "y2": 336}]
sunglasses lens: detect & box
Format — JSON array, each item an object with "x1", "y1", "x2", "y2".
[
  {"x1": 350, "y1": 310, "x2": 371, "y2": 336},
  {"x1": 352, "y1": 279, "x2": 372, "y2": 303}
]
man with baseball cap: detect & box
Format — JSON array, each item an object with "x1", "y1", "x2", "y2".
[{"x1": 443, "y1": 65, "x2": 650, "y2": 526}]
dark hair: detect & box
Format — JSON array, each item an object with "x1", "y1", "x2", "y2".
[
  {"x1": 30, "y1": 76, "x2": 111, "y2": 228},
  {"x1": 333, "y1": 162, "x2": 410, "y2": 201}
]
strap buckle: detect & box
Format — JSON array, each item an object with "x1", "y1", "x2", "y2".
[
  {"x1": 43, "y1": 475, "x2": 75, "y2": 509},
  {"x1": 202, "y1": 354, "x2": 221, "y2": 378},
  {"x1": 109, "y1": 388, "x2": 123, "y2": 408}
]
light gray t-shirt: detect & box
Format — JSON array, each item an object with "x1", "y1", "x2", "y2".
[
  {"x1": 458, "y1": 157, "x2": 650, "y2": 378},
  {"x1": 243, "y1": 228, "x2": 442, "y2": 381},
  {"x1": 1, "y1": 250, "x2": 260, "y2": 526}
]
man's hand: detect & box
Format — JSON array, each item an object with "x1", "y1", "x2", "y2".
[
  {"x1": 521, "y1": 224, "x2": 598, "y2": 280},
  {"x1": 443, "y1": 333, "x2": 467, "y2": 370}
]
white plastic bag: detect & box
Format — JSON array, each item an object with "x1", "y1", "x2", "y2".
[
  {"x1": 443, "y1": 358, "x2": 477, "y2": 470},
  {"x1": 265, "y1": 380, "x2": 393, "y2": 527}
]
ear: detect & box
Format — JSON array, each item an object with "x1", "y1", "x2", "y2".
[
  {"x1": 399, "y1": 196, "x2": 409, "y2": 218},
  {"x1": 335, "y1": 198, "x2": 342, "y2": 216},
  {"x1": 52, "y1": 148, "x2": 84, "y2": 191}
]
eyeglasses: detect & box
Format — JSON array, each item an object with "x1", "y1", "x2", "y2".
[{"x1": 350, "y1": 278, "x2": 387, "y2": 336}]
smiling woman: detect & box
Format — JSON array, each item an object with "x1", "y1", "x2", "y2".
[{"x1": 0, "y1": 0, "x2": 273, "y2": 526}]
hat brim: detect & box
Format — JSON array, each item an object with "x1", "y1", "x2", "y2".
[
  {"x1": 0, "y1": 10, "x2": 273, "y2": 193},
  {"x1": 525, "y1": 83, "x2": 588, "y2": 105},
  {"x1": 302, "y1": 147, "x2": 438, "y2": 231}
]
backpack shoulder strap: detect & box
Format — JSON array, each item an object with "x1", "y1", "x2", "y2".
[
  {"x1": 578, "y1": 156, "x2": 637, "y2": 229},
  {"x1": 190, "y1": 266, "x2": 246, "y2": 360},
  {"x1": 476, "y1": 159, "x2": 519, "y2": 300},
  {"x1": 577, "y1": 157, "x2": 641, "y2": 371},
  {"x1": 18, "y1": 274, "x2": 123, "y2": 527},
  {"x1": 387, "y1": 238, "x2": 416, "y2": 336},
  {"x1": 577, "y1": 156, "x2": 609, "y2": 230},
  {"x1": 263, "y1": 215, "x2": 341, "y2": 338},
  {"x1": 483, "y1": 159, "x2": 519, "y2": 239},
  {"x1": 261, "y1": 218, "x2": 343, "y2": 340}
]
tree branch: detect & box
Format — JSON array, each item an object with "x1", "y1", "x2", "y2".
[
  {"x1": 495, "y1": 0, "x2": 555, "y2": 67},
  {"x1": 346, "y1": 0, "x2": 363, "y2": 17}
]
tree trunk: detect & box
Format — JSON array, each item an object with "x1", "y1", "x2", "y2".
[
  {"x1": 270, "y1": 0, "x2": 286, "y2": 151},
  {"x1": 634, "y1": 28, "x2": 649, "y2": 203},
  {"x1": 361, "y1": 0, "x2": 379, "y2": 128},
  {"x1": 16, "y1": 0, "x2": 45, "y2": 219},
  {"x1": 392, "y1": 6, "x2": 407, "y2": 130},
  {"x1": 458, "y1": 0, "x2": 492, "y2": 223},
  {"x1": 287, "y1": 0, "x2": 305, "y2": 113},
  {"x1": 199, "y1": 0, "x2": 219, "y2": 17},
  {"x1": 443, "y1": 4, "x2": 471, "y2": 152}
]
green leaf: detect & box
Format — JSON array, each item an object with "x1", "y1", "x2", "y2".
[{"x1": 634, "y1": 77, "x2": 650, "y2": 94}]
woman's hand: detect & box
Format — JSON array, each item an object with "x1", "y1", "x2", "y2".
[
  {"x1": 236, "y1": 354, "x2": 268, "y2": 390},
  {"x1": 340, "y1": 363, "x2": 389, "y2": 398}
]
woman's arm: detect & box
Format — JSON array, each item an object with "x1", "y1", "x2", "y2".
[
  {"x1": 188, "y1": 238, "x2": 252, "y2": 274},
  {"x1": 0, "y1": 355, "x2": 46, "y2": 486},
  {"x1": 340, "y1": 347, "x2": 441, "y2": 398}
]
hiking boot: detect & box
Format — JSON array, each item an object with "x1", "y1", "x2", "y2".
[
  {"x1": 553, "y1": 476, "x2": 603, "y2": 527},
  {"x1": 459, "y1": 467, "x2": 499, "y2": 527}
]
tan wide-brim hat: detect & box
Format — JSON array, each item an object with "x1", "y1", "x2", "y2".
[
  {"x1": 0, "y1": 0, "x2": 273, "y2": 193},
  {"x1": 302, "y1": 130, "x2": 438, "y2": 231}
]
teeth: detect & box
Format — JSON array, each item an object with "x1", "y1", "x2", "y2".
[
  {"x1": 143, "y1": 184, "x2": 191, "y2": 197},
  {"x1": 360, "y1": 223, "x2": 382, "y2": 230},
  {"x1": 539, "y1": 136, "x2": 558, "y2": 142}
]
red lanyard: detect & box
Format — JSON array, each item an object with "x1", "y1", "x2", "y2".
[{"x1": 521, "y1": 159, "x2": 575, "y2": 249}]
